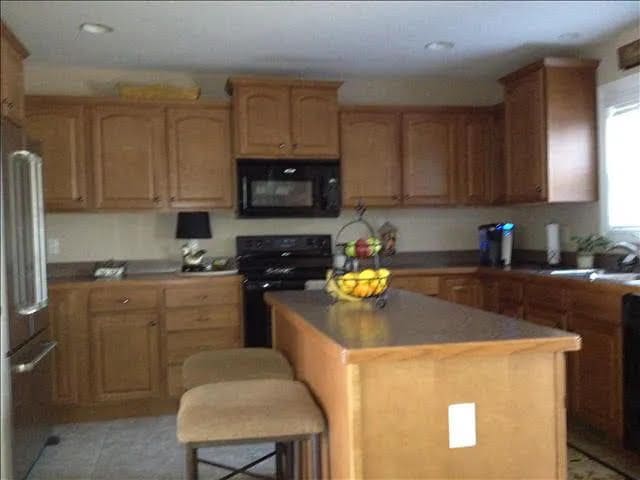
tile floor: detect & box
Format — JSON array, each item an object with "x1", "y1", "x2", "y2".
[{"x1": 26, "y1": 415, "x2": 636, "y2": 480}]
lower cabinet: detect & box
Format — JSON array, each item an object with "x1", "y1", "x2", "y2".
[
  {"x1": 91, "y1": 311, "x2": 160, "y2": 402},
  {"x1": 566, "y1": 291, "x2": 623, "y2": 439},
  {"x1": 440, "y1": 276, "x2": 482, "y2": 308},
  {"x1": 393, "y1": 275, "x2": 440, "y2": 296},
  {"x1": 524, "y1": 304, "x2": 565, "y2": 329}
]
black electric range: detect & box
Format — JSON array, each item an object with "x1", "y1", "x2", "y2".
[{"x1": 236, "y1": 235, "x2": 332, "y2": 347}]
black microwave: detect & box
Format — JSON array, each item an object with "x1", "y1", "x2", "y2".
[{"x1": 237, "y1": 160, "x2": 341, "y2": 218}]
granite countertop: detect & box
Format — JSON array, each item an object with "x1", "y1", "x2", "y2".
[{"x1": 265, "y1": 289, "x2": 580, "y2": 363}]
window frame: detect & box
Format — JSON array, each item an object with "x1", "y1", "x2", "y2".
[{"x1": 597, "y1": 72, "x2": 640, "y2": 242}]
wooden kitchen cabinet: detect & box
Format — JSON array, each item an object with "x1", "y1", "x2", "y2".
[
  {"x1": 458, "y1": 112, "x2": 493, "y2": 205},
  {"x1": 167, "y1": 107, "x2": 232, "y2": 208},
  {"x1": 402, "y1": 112, "x2": 457, "y2": 205},
  {"x1": 91, "y1": 105, "x2": 167, "y2": 209},
  {"x1": 340, "y1": 111, "x2": 402, "y2": 206},
  {"x1": 567, "y1": 290, "x2": 623, "y2": 439},
  {"x1": 500, "y1": 58, "x2": 598, "y2": 203},
  {"x1": 488, "y1": 103, "x2": 506, "y2": 204},
  {"x1": 48, "y1": 288, "x2": 89, "y2": 405},
  {"x1": 25, "y1": 102, "x2": 88, "y2": 211},
  {"x1": 0, "y1": 21, "x2": 28, "y2": 125},
  {"x1": 90, "y1": 311, "x2": 161, "y2": 402},
  {"x1": 228, "y1": 78, "x2": 341, "y2": 158},
  {"x1": 231, "y1": 84, "x2": 291, "y2": 157},
  {"x1": 290, "y1": 87, "x2": 339, "y2": 157},
  {"x1": 440, "y1": 276, "x2": 482, "y2": 308},
  {"x1": 393, "y1": 275, "x2": 440, "y2": 296}
]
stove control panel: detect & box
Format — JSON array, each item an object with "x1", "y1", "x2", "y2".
[{"x1": 236, "y1": 235, "x2": 331, "y2": 255}]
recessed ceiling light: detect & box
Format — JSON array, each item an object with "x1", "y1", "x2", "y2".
[
  {"x1": 79, "y1": 23, "x2": 114, "y2": 34},
  {"x1": 425, "y1": 41, "x2": 455, "y2": 51},
  {"x1": 559, "y1": 32, "x2": 581, "y2": 41}
]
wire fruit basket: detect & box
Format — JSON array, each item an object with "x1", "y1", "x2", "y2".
[{"x1": 326, "y1": 205, "x2": 391, "y2": 308}]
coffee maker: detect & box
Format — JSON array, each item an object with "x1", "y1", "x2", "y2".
[{"x1": 478, "y1": 223, "x2": 515, "y2": 267}]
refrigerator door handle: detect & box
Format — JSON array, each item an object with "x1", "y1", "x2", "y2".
[
  {"x1": 12, "y1": 341, "x2": 57, "y2": 374},
  {"x1": 9, "y1": 151, "x2": 48, "y2": 315}
]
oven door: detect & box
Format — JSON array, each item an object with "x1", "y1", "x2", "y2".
[
  {"x1": 243, "y1": 279, "x2": 307, "y2": 347},
  {"x1": 238, "y1": 160, "x2": 340, "y2": 217}
]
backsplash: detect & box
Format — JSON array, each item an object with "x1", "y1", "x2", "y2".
[{"x1": 45, "y1": 207, "x2": 517, "y2": 262}]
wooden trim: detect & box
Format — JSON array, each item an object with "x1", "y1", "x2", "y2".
[
  {"x1": 554, "y1": 353, "x2": 568, "y2": 479},
  {"x1": 499, "y1": 57, "x2": 599, "y2": 85},
  {"x1": 1, "y1": 20, "x2": 29, "y2": 58},
  {"x1": 26, "y1": 94, "x2": 230, "y2": 108},
  {"x1": 225, "y1": 76, "x2": 342, "y2": 95},
  {"x1": 339, "y1": 104, "x2": 496, "y2": 114}
]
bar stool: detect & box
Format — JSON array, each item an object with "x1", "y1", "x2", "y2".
[
  {"x1": 177, "y1": 379, "x2": 325, "y2": 480},
  {"x1": 182, "y1": 348, "x2": 293, "y2": 391}
]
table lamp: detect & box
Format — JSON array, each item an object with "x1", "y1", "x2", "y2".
[{"x1": 176, "y1": 212, "x2": 212, "y2": 272}]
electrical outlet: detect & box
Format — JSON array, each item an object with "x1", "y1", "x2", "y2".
[
  {"x1": 47, "y1": 238, "x2": 60, "y2": 256},
  {"x1": 448, "y1": 402, "x2": 477, "y2": 449}
]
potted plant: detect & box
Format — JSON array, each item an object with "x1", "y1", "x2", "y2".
[{"x1": 571, "y1": 234, "x2": 611, "y2": 268}]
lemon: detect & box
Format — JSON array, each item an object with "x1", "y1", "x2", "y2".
[
  {"x1": 337, "y1": 272, "x2": 357, "y2": 294},
  {"x1": 358, "y1": 269, "x2": 378, "y2": 296},
  {"x1": 375, "y1": 268, "x2": 391, "y2": 294},
  {"x1": 353, "y1": 282, "x2": 370, "y2": 298}
]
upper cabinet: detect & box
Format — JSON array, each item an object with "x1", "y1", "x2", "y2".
[
  {"x1": 26, "y1": 102, "x2": 88, "y2": 211},
  {"x1": 1, "y1": 21, "x2": 28, "y2": 125},
  {"x1": 500, "y1": 58, "x2": 599, "y2": 203},
  {"x1": 402, "y1": 112, "x2": 457, "y2": 205},
  {"x1": 167, "y1": 107, "x2": 232, "y2": 209},
  {"x1": 457, "y1": 112, "x2": 494, "y2": 205},
  {"x1": 227, "y1": 77, "x2": 341, "y2": 159},
  {"x1": 340, "y1": 111, "x2": 402, "y2": 207},
  {"x1": 91, "y1": 105, "x2": 167, "y2": 210}
]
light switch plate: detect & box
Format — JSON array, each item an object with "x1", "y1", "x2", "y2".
[{"x1": 448, "y1": 402, "x2": 477, "y2": 448}]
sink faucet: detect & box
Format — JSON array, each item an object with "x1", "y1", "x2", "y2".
[{"x1": 606, "y1": 241, "x2": 640, "y2": 271}]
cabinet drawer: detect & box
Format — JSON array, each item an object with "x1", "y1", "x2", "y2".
[
  {"x1": 568, "y1": 290, "x2": 621, "y2": 323},
  {"x1": 166, "y1": 328, "x2": 242, "y2": 364},
  {"x1": 393, "y1": 276, "x2": 440, "y2": 296},
  {"x1": 498, "y1": 280, "x2": 523, "y2": 303},
  {"x1": 167, "y1": 364, "x2": 183, "y2": 397},
  {"x1": 164, "y1": 282, "x2": 240, "y2": 308},
  {"x1": 166, "y1": 305, "x2": 241, "y2": 332},
  {"x1": 89, "y1": 287, "x2": 158, "y2": 312},
  {"x1": 525, "y1": 283, "x2": 566, "y2": 310}
]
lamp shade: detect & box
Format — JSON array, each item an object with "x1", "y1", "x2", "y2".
[{"x1": 176, "y1": 212, "x2": 212, "y2": 239}]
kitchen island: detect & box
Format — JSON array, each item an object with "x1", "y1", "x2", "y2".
[{"x1": 265, "y1": 289, "x2": 581, "y2": 479}]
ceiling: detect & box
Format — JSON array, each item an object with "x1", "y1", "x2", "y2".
[{"x1": 1, "y1": 1, "x2": 638, "y2": 77}]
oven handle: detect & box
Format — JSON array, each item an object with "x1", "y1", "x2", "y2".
[
  {"x1": 12, "y1": 341, "x2": 57, "y2": 374},
  {"x1": 242, "y1": 176, "x2": 248, "y2": 208}
]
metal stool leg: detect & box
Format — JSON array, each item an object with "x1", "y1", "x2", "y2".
[
  {"x1": 275, "y1": 442, "x2": 286, "y2": 480},
  {"x1": 292, "y1": 440, "x2": 301, "y2": 480},
  {"x1": 310, "y1": 434, "x2": 322, "y2": 479},
  {"x1": 185, "y1": 444, "x2": 198, "y2": 480},
  {"x1": 285, "y1": 442, "x2": 295, "y2": 479}
]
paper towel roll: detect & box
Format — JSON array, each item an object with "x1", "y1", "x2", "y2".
[{"x1": 546, "y1": 223, "x2": 561, "y2": 265}]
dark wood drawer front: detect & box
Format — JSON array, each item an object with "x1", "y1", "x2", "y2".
[
  {"x1": 165, "y1": 305, "x2": 240, "y2": 332},
  {"x1": 498, "y1": 280, "x2": 523, "y2": 303},
  {"x1": 164, "y1": 282, "x2": 240, "y2": 308},
  {"x1": 525, "y1": 283, "x2": 566, "y2": 310}
]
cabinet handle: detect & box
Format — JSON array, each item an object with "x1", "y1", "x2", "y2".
[
  {"x1": 392, "y1": 195, "x2": 400, "y2": 201},
  {"x1": 535, "y1": 186, "x2": 542, "y2": 193},
  {"x1": 452, "y1": 286, "x2": 465, "y2": 291},
  {"x1": 1, "y1": 98, "x2": 7, "y2": 105},
  {"x1": 76, "y1": 196, "x2": 84, "y2": 202},
  {"x1": 278, "y1": 143, "x2": 286, "y2": 149},
  {"x1": 153, "y1": 195, "x2": 160, "y2": 202},
  {"x1": 196, "y1": 317, "x2": 209, "y2": 322},
  {"x1": 119, "y1": 297, "x2": 130, "y2": 304},
  {"x1": 170, "y1": 196, "x2": 176, "y2": 202},
  {"x1": 7, "y1": 102, "x2": 14, "y2": 110},
  {"x1": 199, "y1": 295, "x2": 208, "y2": 301},
  {"x1": 149, "y1": 321, "x2": 157, "y2": 327}
]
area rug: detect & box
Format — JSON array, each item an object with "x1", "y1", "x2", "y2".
[{"x1": 569, "y1": 447, "x2": 630, "y2": 480}]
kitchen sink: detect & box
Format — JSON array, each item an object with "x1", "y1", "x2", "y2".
[
  {"x1": 591, "y1": 272, "x2": 640, "y2": 283},
  {"x1": 546, "y1": 269, "x2": 605, "y2": 278}
]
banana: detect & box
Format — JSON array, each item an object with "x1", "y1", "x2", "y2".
[{"x1": 325, "y1": 274, "x2": 361, "y2": 302}]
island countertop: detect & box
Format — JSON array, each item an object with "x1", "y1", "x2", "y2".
[{"x1": 265, "y1": 289, "x2": 581, "y2": 364}]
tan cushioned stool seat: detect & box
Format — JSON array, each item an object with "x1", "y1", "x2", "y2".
[
  {"x1": 182, "y1": 348, "x2": 293, "y2": 390},
  {"x1": 177, "y1": 379, "x2": 325, "y2": 444}
]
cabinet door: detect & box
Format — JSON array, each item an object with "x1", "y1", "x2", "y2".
[
  {"x1": 290, "y1": 87, "x2": 339, "y2": 158},
  {"x1": 481, "y1": 279, "x2": 500, "y2": 312},
  {"x1": 504, "y1": 69, "x2": 547, "y2": 203},
  {"x1": 440, "y1": 277, "x2": 482, "y2": 308},
  {"x1": 488, "y1": 104, "x2": 506, "y2": 204},
  {"x1": 341, "y1": 112, "x2": 402, "y2": 207},
  {"x1": 458, "y1": 113, "x2": 492, "y2": 205},
  {"x1": 233, "y1": 85, "x2": 290, "y2": 157},
  {"x1": 26, "y1": 103, "x2": 88, "y2": 211},
  {"x1": 524, "y1": 304, "x2": 566, "y2": 330},
  {"x1": 393, "y1": 276, "x2": 440, "y2": 296},
  {"x1": 91, "y1": 105, "x2": 167, "y2": 209},
  {"x1": 167, "y1": 107, "x2": 232, "y2": 209},
  {"x1": 402, "y1": 113, "x2": 457, "y2": 205},
  {"x1": 49, "y1": 288, "x2": 88, "y2": 405},
  {"x1": 91, "y1": 312, "x2": 160, "y2": 402},
  {"x1": 0, "y1": 34, "x2": 25, "y2": 124},
  {"x1": 567, "y1": 311, "x2": 622, "y2": 437},
  {"x1": 498, "y1": 301, "x2": 524, "y2": 319}
]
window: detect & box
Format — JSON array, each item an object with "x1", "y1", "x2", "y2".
[{"x1": 599, "y1": 73, "x2": 640, "y2": 239}]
